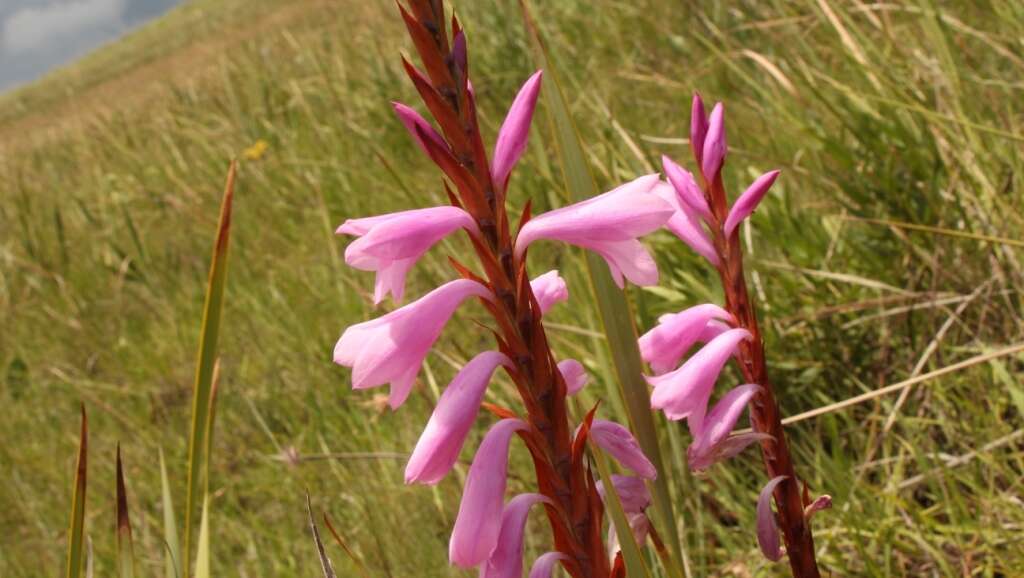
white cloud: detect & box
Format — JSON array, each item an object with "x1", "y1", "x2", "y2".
[{"x1": 2, "y1": 0, "x2": 127, "y2": 55}]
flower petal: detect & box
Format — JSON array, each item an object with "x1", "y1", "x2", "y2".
[
  {"x1": 595, "y1": 474, "x2": 651, "y2": 514},
  {"x1": 528, "y1": 552, "x2": 569, "y2": 578},
  {"x1": 530, "y1": 269, "x2": 568, "y2": 315},
  {"x1": 479, "y1": 493, "x2": 552, "y2": 578},
  {"x1": 701, "y1": 102, "x2": 727, "y2": 181},
  {"x1": 662, "y1": 155, "x2": 711, "y2": 221},
  {"x1": 558, "y1": 359, "x2": 588, "y2": 396},
  {"x1": 492, "y1": 70, "x2": 543, "y2": 189},
  {"x1": 723, "y1": 170, "x2": 780, "y2": 236},
  {"x1": 590, "y1": 420, "x2": 657, "y2": 479},
  {"x1": 652, "y1": 181, "x2": 719, "y2": 265},
  {"x1": 690, "y1": 93, "x2": 708, "y2": 166},
  {"x1": 392, "y1": 102, "x2": 448, "y2": 158},
  {"x1": 405, "y1": 351, "x2": 511, "y2": 484},
  {"x1": 607, "y1": 512, "x2": 651, "y2": 561},
  {"x1": 757, "y1": 476, "x2": 788, "y2": 562},
  {"x1": 638, "y1": 303, "x2": 731, "y2": 375},
  {"x1": 449, "y1": 418, "x2": 528, "y2": 567}
]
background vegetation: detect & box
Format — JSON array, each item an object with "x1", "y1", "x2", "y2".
[{"x1": 1, "y1": 0, "x2": 1021, "y2": 575}]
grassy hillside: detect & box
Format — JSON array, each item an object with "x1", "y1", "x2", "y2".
[{"x1": 1, "y1": 0, "x2": 1022, "y2": 576}]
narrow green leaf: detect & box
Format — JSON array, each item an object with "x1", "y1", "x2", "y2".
[
  {"x1": 194, "y1": 495, "x2": 211, "y2": 578},
  {"x1": 591, "y1": 445, "x2": 652, "y2": 578},
  {"x1": 306, "y1": 494, "x2": 338, "y2": 578},
  {"x1": 159, "y1": 449, "x2": 181, "y2": 578},
  {"x1": 183, "y1": 162, "x2": 237, "y2": 570},
  {"x1": 518, "y1": 3, "x2": 685, "y2": 576},
  {"x1": 65, "y1": 405, "x2": 88, "y2": 578},
  {"x1": 115, "y1": 445, "x2": 136, "y2": 578}
]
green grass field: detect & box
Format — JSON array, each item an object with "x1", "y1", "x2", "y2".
[{"x1": 1, "y1": 0, "x2": 1022, "y2": 576}]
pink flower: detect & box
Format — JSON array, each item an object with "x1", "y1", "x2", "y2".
[
  {"x1": 596, "y1": 474, "x2": 651, "y2": 514},
  {"x1": 557, "y1": 359, "x2": 588, "y2": 395},
  {"x1": 757, "y1": 476, "x2": 787, "y2": 562},
  {"x1": 690, "y1": 93, "x2": 708, "y2": 166},
  {"x1": 723, "y1": 170, "x2": 781, "y2": 237},
  {"x1": 662, "y1": 155, "x2": 711, "y2": 221},
  {"x1": 639, "y1": 304, "x2": 732, "y2": 375},
  {"x1": 334, "y1": 279, "x2": 492, "y2": 409},
  {"x1": 528, "y1": 552, "x2": 568, "y2": 578},
  {"x1": 337, "y1": 207, "x2": 479, "y2": 303},
  {"x1": 607, "y1": 512, "x2": 651, "y2": 561},
  {"x1": 492, "y1": 71, "x2": 543, "y2": 189},
  {"x1": 687, "y1": 384, "x2": 770, "y2": 472},
  {"x1": 530, "y1": 269, "x2": 568, "y2": 315},
  {"x1": 589, "y1": 420, "x2": 657, "y2": 479},
  {"x1": 392, "y1": 102, "x2": 447, "y2": 159},
  {"x1": 647, "y1": 328, "x2": 752, "y2": 427},
  {"x1": 515, "y1": 174, "x2": 674, "y2": 288},
  {"x1": 405, "y1": 351, "x2": 512, "y2": 484},
  {"x1": 449, "y1": 418, "x2": 528, "y2": 567},
  {"x1": 701, "y1": 102, "x2": 727, "y2": 181},
  {"x1": 479, "y1": 493, "x2": 552, "y2": 578},
  {"x1": 652, "y1": 181, "x2": 719, "y2": 265}
]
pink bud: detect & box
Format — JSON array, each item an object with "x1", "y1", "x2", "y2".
[
  {"x1": 530, "y1": 269, "x2": 568, "y2": 315},
  {"x1": 338, "y1": 206, "x2": 479, "y2": 304},
  {"x1": 690, "y1": 93, "x2": 708, "y2": 166},
  {"x1": 528, "y1": 552, "x2": 569, "y2": 578},
  {"x1": 724, "y1": 170, "x2": 780, "y2": 236},
  {"x1": 479, "y1": 493, "x2": 552, "y2": 578},
  {"x1": 449, "y1": 418, "x2": 528, "y2": 567},
  {"x1": 492, "y1": 70, "x2": 543, "y2": 190},
  {"x1": 687, "y1": 384, "x2": 770, "y2": 471},
  {"x1": 639, "y1": 304, "x2": 731, "y2": 375},
  {"x1": 589, "y1": 420, "x2": 657, "y2": 479},
  {"x1": 557, "y1": 359, "x2": 588, "y2": 395},
  {"x1": 334, "y1": 279, "x2": 492, "y2": 408},
  {"x1": 405, "y1": 351, "x2": 511, "y2": 484},
  {"x1": 648, "y1": 328, "x2": 752, "y2": 429},
  {"x1": 757, "y1": 476, "x2": 788, "y2": 562},
  {"x1": 661, "y1": 155, "x2": 711, "y2": 221},
  {"x1": 515, "y1": 174, "x2": 674, "y2": 288},
  {"x1": 392, "y1": 102, "x2": 448, "y2": 159},
  {"x1": 701, "y1": 103, "x2": 727, "y2": 181}
]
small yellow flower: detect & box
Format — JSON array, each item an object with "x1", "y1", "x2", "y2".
[{"x1": 242, "y1": 139, "x2": 269, "y2": 160}]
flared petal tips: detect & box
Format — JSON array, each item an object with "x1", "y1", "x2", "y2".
[
  {"x1": 392, "y1": 102, "x2": 448, "y2": 158},
  {"x1": 514, "y1": 174, "x2": 673, "y2": 287},
  {"x1": 557, "y1": 359, "x2": 588, "y2": 395},
  {"x1": 405, "y1": 351, "x2": 512, "y2": 485},
  {"x1": 334, "y1": 279, "x2": 492, "y2": 409},
  {"x1": 687, "y1": 384, "x2": 766, "y2": 471},
  {"x1": 528, "y1": 552, "x2": 569, "y2": 578},
  {"x1": 590, "y1": 420, "x2": 657, "y2": 479},
  {"x1": 724, "y1": 170, "x2": 780, "y2": 236},
  {"x1": 690, "y1": 93, "x2": 708, "y2": 166},
  {"x1": 492, "y1": 70, "x2": 543, "y2": 189},
  {"x1": 701, "y1": 102, "x2": 727, "y2": 181},
  {"x1": 530, "y1": 269, "x2": 568, "y2": 315},
  {"x1": 648, "y1": 328, "x2": 752, "y2": 428},
  {"x1": 757, "y1": 476, "x2": 788, "y2": 562},
  {"x1": 339, "y1": 206, "x2": 479, "y2": 303},
  {"x1": 639, "y1": 303, "x2": 731, "y2": 375},
  {"x1": 479, "y1": 493, "x2": 552, "y2": 578},
  {"x1": 449, "y1": 418, "x2": 528, "y2": 567}
]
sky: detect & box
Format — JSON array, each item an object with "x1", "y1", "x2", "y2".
[{"x1": 0, "y1": 0, "x2": 182, "y2": 91}]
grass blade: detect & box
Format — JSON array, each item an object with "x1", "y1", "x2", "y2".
[
  {"x1": 65, "y1": 405, "x2": 88, "y2": 578},
  {"x1": 194, "y1": 495, "x2": 211, "y2": 578},
  {"x1": 518, "y1": 3, "x2": 685, "y2": 576},
  {"x1": 115, "y1": 444, "x2": 136, "y2": 578},
  {"x1": 159, "y1": 449, "x2": 181, "y2": 578},
  {"x1": 182, "y1": 161, "x2": 237, "y2": 569},
  {"x1": 306, "y1": 494, "x2": 338, "y2": 578}
]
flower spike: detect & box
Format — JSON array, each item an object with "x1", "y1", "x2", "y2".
[
  {"x1": 405, "y1": 351, "x2": 512, "y2": 484},
  {"x1": 492, "y1": 70, "x2": 543, "y2": 190},
  {"x1": 334, "y1": 278, "x2": 492, "y2": 408},
  {"x1": 723, "y1": 170, "x2": 781, "y2": 236},
  {"x1": 480, "y1": 493, "x2": 552, "y2": 578},
  {"x1": 449, "y1": 418, "x2": 528, "y2": 567}
]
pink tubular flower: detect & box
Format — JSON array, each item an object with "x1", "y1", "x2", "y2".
[
  {"x1": 480, "y1": 493, "x2": 552, "y2": 578},
  {"x1": 639, "y1": 303, "x2": 732, "y2": 375},
  {"x1": 405, "y1": 351, "x2": 512, "y2": 484},
  {"x1": 557, "y1": 359, "x2": 588, "y2": 395},
  {"x1": 723, "y1": 170, "x2": 781, "y2": 237},
  {"x1": 529, "y1": 552, "x2": 569, "y2": 578},
  {"x1": 647, "y1": 328, "x2": 752, "y2": 427},
  {"x1": 337, "y1": 207, "x2": 480, "y2": 304},
  {"x1": 652, "y1": 181, "x2": 719, "y2": 265},
  {"x1": 334, "y1": 279, "x2": 492, "y2": 409},
  {"x1": 589, "y1": 420, "x2": 657, "y2": 479},
  {"x1": 662, "y1": 155, "x2": 711, "y2": 221},
  {"x1": 595, "y1": 474, "x2": 651, "y2": 514},
  {"x1": 687, "y1": 384, "x2": 771, "y2": 472},
  {"x1": 492, "y1": 71, "x2": 543, "y2": 189},
  {"x1": 514, "y1": 174, "x2": 674, "y2": 288},
  {"x1": 690, "y1": 93, "x2": 708, "y2": 166},
  {"x1": 449, "y1": 418, "x2": 528, "y2": 567},
  {"x1": 530, "y1": 269, "x2": 568, "y2": 315},
  {"x1": 392, "y1": 102, "x2": 447, "y2": 159},
  {"x1": 701, "y1": 102, "x2": 727, "y2": 181},
  {"x1": 757, "y1": 476, "x2": 788, "y2": 562}
]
